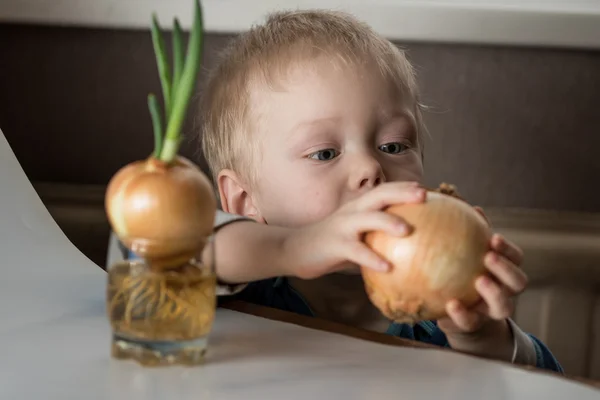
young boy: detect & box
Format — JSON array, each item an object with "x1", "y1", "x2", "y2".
[{"x1": 132, "y1": 10, "x2": 562, "y2": 371}]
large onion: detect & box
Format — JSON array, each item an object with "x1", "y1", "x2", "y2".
[
  {"x1": 361, "y1": 186, "x2": 491, "y2": 324},
  {"x1": 105, "y1": 155, "x2": 216, "y2": 270}
]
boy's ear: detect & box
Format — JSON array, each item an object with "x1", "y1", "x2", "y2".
[{"x1": 217, "y1": 169, "x2": 264, "y2": 222}]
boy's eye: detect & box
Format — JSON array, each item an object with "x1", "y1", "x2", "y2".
[
  {"x1": 379, "y1": 142, "x2": 409, "y2": 154},
  {"x1": 308, "y1": 149, "x2": 339, "y2": 161}
]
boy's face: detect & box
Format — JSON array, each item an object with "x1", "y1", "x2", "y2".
[{"x1": 228, "y1": 57, "x2": 423, "y2": 227}]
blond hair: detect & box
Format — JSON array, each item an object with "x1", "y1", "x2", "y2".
[{"x1": 200, "y1": 9, "x2": 425, "y2": 186}]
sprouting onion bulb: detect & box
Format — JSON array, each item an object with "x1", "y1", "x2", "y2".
[
  {"x1": 105, "y1": 0, "x2": 216, "y2": 270},
  {"x1": 106, "y1": 156, "x2": 215, "y2": 269},
  {"x1": 360, "y1": 186, "x2": 492, "y2": 324}
]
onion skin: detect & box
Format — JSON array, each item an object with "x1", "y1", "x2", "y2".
[
  {"x1": 361, "y1": 188, "x2": 492, "y2": 324},
  {"x1": 105, "y1": 155, "x2": 216, "y2": 270}
]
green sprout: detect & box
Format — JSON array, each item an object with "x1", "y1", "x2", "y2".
[{"x1": 148, "y1": 0, "x2": 203, "y2": 163}]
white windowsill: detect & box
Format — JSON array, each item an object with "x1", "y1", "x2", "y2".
[{"x1": 1, "y1": 0, "x2": 600, "y2": 50}]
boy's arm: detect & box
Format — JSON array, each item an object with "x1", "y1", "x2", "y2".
[
  {"x1": 422, "y1": 319, "x2": 563, "y2": 372},
  {"x1": 207, "y1": 183, "x2": 427, "y2": 285},
  {"x1": 204, "y1": 210, "x2": 295, "y2": 285},
  {"x1": 500, "y1": 319, "x2": 562, "y2": 372},
  {"x1": 508, "y1": 319, "x2": 563, "y2": 372}
]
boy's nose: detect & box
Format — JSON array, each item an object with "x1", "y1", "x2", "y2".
[
  {"x1": 359, "y1": 175, "x2": 382, "y2": 189},
  {"x1": 350, "y1": 155, "x2": 385, "y2": 191}
]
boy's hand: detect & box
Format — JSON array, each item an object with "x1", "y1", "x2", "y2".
[
  {"x1": 437, "y1": 208, "x2": 529, "y2": 360},
  {"x1": 283, "y1": 181, "x2": 426, "y2": 279}
]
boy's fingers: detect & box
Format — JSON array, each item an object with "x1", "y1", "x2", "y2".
[
  {"x1": 484, "y1": 252, "x2": 528, "y2": 294},
  {"x1": 475, "y1": 275, "x2": 515, "y2": 320},
  {"x1": 445, "y1": 300, "x2": 484, "y2": 333},
  {"x1": 348, "y1": 242, "x2": 391, "y2": 272},
  {"x1": 344, "y1": 211, "x2": 413, "y2": 237},
  {"x1": 350, "y1": 182, "x2": 426, "y2": 212},
  {"x1": 491, "y1": 234, "x2": 524, "y2": 265},
  {"x1": 474, "y1": 300, "x2": 490, "y2": 315}
]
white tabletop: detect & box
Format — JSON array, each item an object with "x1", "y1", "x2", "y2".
[{"x1": 0, "y1": 128, "x2": 598, "y2": 400}]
